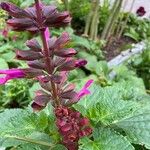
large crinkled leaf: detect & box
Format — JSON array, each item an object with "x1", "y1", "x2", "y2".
[
  {"x1": 93, "y1": 127, "x2": 134, "y2": 150},
  {"x1": 115, "y1": 108, "x2": 150, "y2": 149},
  {"x1": 0, "y1": 109, "x2": 54, "y2": 149},
  {"x1": 14, "y1": 132, "x2": 61, "y2": 150},
  {"x1": 0, "y1": 109, "x2": 38, "y2": 137},
  {"x1": 79, "y1": 127, "x2": 134, "y2": 150},
  {"x1": 111, "y1": 77, "x2": 148, "y2": 102},
  {"x1": 74, "y1": 84, "x2": 138, "y2": 125}
]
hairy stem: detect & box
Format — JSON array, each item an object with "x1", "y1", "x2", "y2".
[{"x1": 34, "y1": 0, "x2": 60, "y2": 106}]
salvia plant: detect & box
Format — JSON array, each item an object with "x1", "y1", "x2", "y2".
[
  {"x1": 0, "y1": 0, "x2": 93, "y2": 149},
  {"x1": 1, "y1": 1, "x2": 150, "y2": 150}
]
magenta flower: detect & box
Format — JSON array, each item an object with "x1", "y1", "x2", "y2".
[
  {"x1": 136, "y1": 6, "x2": 146, "y2": 17},
  {"x1": 77, "y1": 79, "x2": 94, "y2": 100},
  {"x1": 65, "y1": 79, "x2": 94, "y2": 105},
  {"x1": 0, "y1": 69, "x2": 25, "y2": 84},
  {"x1": 0, "y1": 68, "x2": 44, "y2": 85}
]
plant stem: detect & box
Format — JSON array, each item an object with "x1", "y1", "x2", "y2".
[
  {"x1": 34, "y1": 0, "x2": 60, "y2": 107},
  {"x1": 89, "y1": 0, "x2": 100, "y2": 41},
  {"x1": 101, "y1": 0, "x2": 122, "y2": 41},
  {"x1": 117, "y1": 0, "x2": 136, "y2": 39},
  {"x1": 83, "y1": 1, "x2": 94, "y2": 37},
  {"x1": 115, "y1": 0, "x2": 128, "y2": 37},
  {"x1": 6, "y1": 135, "x2": 54, "y2": 148}
]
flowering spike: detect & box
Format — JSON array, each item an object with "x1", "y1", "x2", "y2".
[
  {"x1": 1, "y1": 2, "x2": 71, "y2": 32},
  {"x1": 0, "y1": 1, "x2": 93, "y2": 149}
]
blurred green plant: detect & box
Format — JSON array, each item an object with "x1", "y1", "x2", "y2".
[
  {"x1": 0, "y1": 79, "x2": 33, "y2": 110},
  {"x1": 127, "y1": 42, "x2": 150, "y2": 90},
  {"x1": 69, "y1": 0, "x2": 91, "y2": 33},
  {"x1": 124, "y1": 14, "x2": 150, "y2": 42}
]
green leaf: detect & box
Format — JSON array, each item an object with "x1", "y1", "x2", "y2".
[
  {"x1": 0, "y1": 109, "x2": 53, "y2": 148},
  {"x1": 115, "y1": 109, "x2": 150, "y2": 149},
  {"x1": 36, "y1": 112, "x2": 48, "y2": 131},
  {"x1": 0, "y1": 58, "x2": 8, "y2": 69},
  {"x1": 0, "y1": 43, "x2": 13, "y2": 53},
  {"x1": 0, "y1": 109, "x2": 38, "y2": 137},
  {"x1": 72, "y1": 35, "x2": 91, "y2": 50},
  {"x1": 93, "y1": 127, "x2": 134, "y2": 150},
  {"x1": 79, "y1": 127, "x2": 134, "y2": 150},
  {"x1": 79, "y1": 137, "x2": 100, "y2": 150},
  {"x1": 1, "y1": 51, "x2": 15, "y2": 62},
  {"x1": 74, "y1": 84, "x2": 138, "y2": 125}
]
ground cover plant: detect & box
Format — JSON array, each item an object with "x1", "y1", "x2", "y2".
[{"x1": 0, "y1": 0, "x2": 150, "y2": 150}]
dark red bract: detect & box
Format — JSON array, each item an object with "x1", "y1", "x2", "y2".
[
  {"x1": 55, "y1": 107, "x2": 92, "y2": 150},
  {"x1": 0, "y1": 2, "x2": 71, "y2": 32}
]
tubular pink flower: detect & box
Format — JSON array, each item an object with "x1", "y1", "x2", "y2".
[
  {"x1": 77, "y1": 79, "x2": 94, "y2": 100},
  {"x1": 0, "y1": 68, "x2": 25, "y2": 84}
]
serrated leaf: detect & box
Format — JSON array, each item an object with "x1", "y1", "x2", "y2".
[
  {"x1": 74, "y1": 84, "x2": 138, "y2": 125},
  {"x1": 115, "y1": 109, "x2": 150, "y2": 149},
  {"x1": 36, "y1": 112, "x2": 48, "y2": 131},
  {"x1": 0, "y1": 109, "x2": 38, "y2": 137},
  {"x1": 0, "y1": 109, "x2": 53, "y2": 148},
  {"x1": 93, "y1": 127, "x2": 134, "y2": 150}
]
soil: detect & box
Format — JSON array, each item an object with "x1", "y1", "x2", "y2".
[{"x1": 104, "y1": 36, "x2": 135, "y2": 61}]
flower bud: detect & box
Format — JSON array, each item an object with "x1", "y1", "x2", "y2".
[
  {"x1": 28, "y1": 60, "x2": 45, "y2": 70},
  {"x1": 57, "y1": 59, "x2": 87, "y2": 71},
  {"x1": 43, "y1": 5, "x2": 57, "y2": 19},
  {"x1": 136, "y1": 6, "x2": 146, "y2": 17},
  {"x1": 7, "y1": 18, "x2": 36, "y2": 31},
  {"x1": 75, "y1": 59, "x2": 87, "y2": 68},
  {"x1": 1, "y1": 2, "x2": 30, "y2": 18},
  {"x1": 26, "y1": 39, "x2": 41, "y2": 52},
  {"x1": 54, "y1": 48, "x2": 77, "y2": 57},
  {"x1": 45, "y1": 11, "x2": 71, "y2": 28},
  {"x1": 31, "y1": 94, "x2": 50, "y2": 112},
  {"x1": 52, "y1": 32, "x2": 70, "y2": 49},
  {"x1": 61, "y1": 91, "x2": 77, "y2": 100},
  {"x1": 16, "y1": 50, "x2": 43, "y2": 61}
]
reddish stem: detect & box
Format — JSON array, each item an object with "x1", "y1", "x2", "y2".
[{"x1": 34, "y1": 0, "x2": 60, "y2": 106}]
